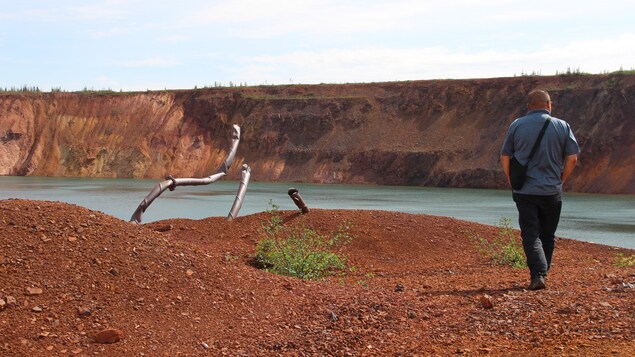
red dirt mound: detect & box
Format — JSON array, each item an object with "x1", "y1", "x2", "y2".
[{"x1": 1, "y1": 199, "x2": 634, "y2": 356}]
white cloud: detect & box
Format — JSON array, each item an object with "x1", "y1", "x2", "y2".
[
  {"x1": 95, "y1": 75, "x2": 121, "y2": 89},
  {"x1": 3, "y1": 0, "x2": 634, "y2": 91},
  {"x1": 182, "y1": 0, "x2": 444, "y2": 38},
  {"x1": 89, "y1": 26, "x2": 142, "y2": 38},
  {"x1": 118, "y1": 57, "x2": 182, "y2": 68},
  {"x1": 160, "y1": 35, "x2": 189, "y2": 43},
  {"x1": 180, "y1": 0, "x2": 631, "y2": 39},
  {"x1": 540, "y1": 33, "x2": 635, "y2": 73},
  {"x1": 68, "y1": 1, "x2": 129, "y2": 21},
  {"x1": 230, "y1": 33, "x2": 635, "y2": 84}
]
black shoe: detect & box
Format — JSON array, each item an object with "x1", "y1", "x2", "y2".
[{"x1": 528, "y1": 276, "x2": 546, "y2": 290}]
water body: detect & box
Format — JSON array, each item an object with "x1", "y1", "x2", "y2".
[{"x1": 1, "y1": 176, "x2": 634, "y2": 249}]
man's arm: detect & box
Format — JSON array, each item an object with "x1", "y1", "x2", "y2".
[
  {"x1": 500, "y1": 155, "x2": 511, "y2": 186},
  {"x1": 561, "y1": 154, "x2": 578, "y2": 184}
]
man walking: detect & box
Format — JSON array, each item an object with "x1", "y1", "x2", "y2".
[{"x1": 500, "y1": 90, "x2": 579, "y2": 290}]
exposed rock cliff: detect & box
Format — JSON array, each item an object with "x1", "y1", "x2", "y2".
[{"x1": 1, "y1": 74, "x2": 634, "y2": 193}]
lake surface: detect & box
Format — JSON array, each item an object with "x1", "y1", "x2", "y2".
[{"x1": 1, "y1": 176, "x2": 634, "y2": 249}]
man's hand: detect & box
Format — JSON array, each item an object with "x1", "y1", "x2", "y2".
[
  {"x1": 500, "y1": 155, "x2": 511, "y2": 186},
  {"x1": 562, "y1": 154, "x2": 578, "y2": 184}
]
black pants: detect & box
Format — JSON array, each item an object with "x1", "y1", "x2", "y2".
[{"x1": 513, "y1": 192, "x2": 562, "y2": 278}]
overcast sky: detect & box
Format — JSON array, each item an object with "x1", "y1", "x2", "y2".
[{"x1": 1, "y1": 0, "x2": 634, "y2": 91}]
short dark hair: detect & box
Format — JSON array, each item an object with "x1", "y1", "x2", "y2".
[{"x1": 528, "y1": 90, "x2": 550, "y2": 106}]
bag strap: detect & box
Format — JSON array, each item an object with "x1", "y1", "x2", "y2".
[{"x1": 527, "y1": 117, "x2": 551, "y2": 162}]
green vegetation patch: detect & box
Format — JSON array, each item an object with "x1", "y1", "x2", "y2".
[
  {"x1": 614, "y1": 252, "x2": 635, "y2": 267},
  {"x1": 254, "y1": 202, "x2": 354, "y2": 280},
  {"x1": 473, "y1": 217, "x2": 527, "y2": 268}
]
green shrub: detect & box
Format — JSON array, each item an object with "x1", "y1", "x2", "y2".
[
  {"x1": 614, "y1": 252, "x2": 635, "y2": 267},
  {"x1": 473, "y1": 217, "x2": 527, "y2": 268},
  {"x1": 255, "y1": 203, "x2": 353, "y2": 280}
]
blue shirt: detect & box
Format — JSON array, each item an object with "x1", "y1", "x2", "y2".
[{"x1": 501, "y1": 109, "x2": 580, "y2": 195}]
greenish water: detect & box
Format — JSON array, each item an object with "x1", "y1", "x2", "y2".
[{"x1": 1, "y1": 176, "x2": 633, "y2": 249}]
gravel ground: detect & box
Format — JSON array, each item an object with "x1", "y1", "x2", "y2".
[{"x1": 1, "y1": 199, "x2": 634, "y2": 356}]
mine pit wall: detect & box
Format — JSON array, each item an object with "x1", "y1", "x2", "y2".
[{"x1": 1, "y1": 74, "x2": 634, "y2": 194}]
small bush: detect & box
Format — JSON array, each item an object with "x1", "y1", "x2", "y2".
[
  {"x1": 473, "y1": 217, "x2": 527, "y2": 268},
  {"x1": 614, "y1": 252, "x2": 635, "y2": 267},
  {"x1": 255, "y1": 203, "x2": 353, "y2": 280}
]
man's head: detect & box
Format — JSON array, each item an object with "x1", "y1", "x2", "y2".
[{"x1": 527, "y1": 90, "x2": 551, "y2": 111}]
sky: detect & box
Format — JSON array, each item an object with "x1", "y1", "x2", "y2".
[{"x1": 1, "y1": 0, "x2": 634, "y2": 92}]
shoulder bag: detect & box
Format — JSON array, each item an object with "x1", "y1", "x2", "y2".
[{"x1": 509, "y1": 118, "x2": 551, "y2": 190}]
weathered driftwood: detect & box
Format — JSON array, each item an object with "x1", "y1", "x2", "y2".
[
  {"x1": 227, "y1": 164, "x2": 251, "y2": 221},
  {"x1": 288, "y1": 188, "x2": 309, "y2": 214},
  {"x1": 130, "y1": 125, "x2": 241, "y2": 224}
]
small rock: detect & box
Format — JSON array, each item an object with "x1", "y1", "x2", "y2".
[
  {"x1": 26, "y1": 287, "x2": 43, "y2": 295},
  {"x1": 155, "y1": 225, "x2": 174, "y2": 232},
  {"x1": 78, "y1": 306, "x2": 92, "y2": 316},
  {"x1": 68, "y1": 236, "x2": 78, "y2": 242},
  {"x1": 394, "y1": 283, "x2": 405, "y2": 292},
  {"x1": 32, "y1": 306, "x2": 43, "y2": 312},
  {"x1": 93, "y1": 329, "x2": 124, "y2": 344},
  {"x1": 109, "y1": 268, "x2": 119, "y2": 276},
  {"x1": 327, "y1": 310, "x2": 339, "y2": 322},
  {"x1": 407, "y1": 310, "x2": 417, "y2": 319},
  {"x1": 479, "y1": 295, "x2": 494, "y2": 309},
  {"x1": 0, "y1": 298, "x2": 6, "y2": 310},
  {"x1": 186, "y1": 269, "x2": 194, "y2": 276},
  {"x1": 599, "y1": 301, "x2": 612, "y2": 308}
]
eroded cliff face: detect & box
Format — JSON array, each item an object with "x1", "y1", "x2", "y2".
[{"x1": 1, "y1": 74, "x2": 634, "y2": 193}]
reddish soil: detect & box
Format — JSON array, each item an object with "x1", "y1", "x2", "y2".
[{"x1": 1, "y1": 199, "x2": 634, "y2": 356}]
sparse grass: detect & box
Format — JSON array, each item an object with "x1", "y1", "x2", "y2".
[
  {"x1": 614, "y1": 252, "x2": 635, "y2": 267},
  {"x1": 610, "y1": 67, "x2": 635, "y2": 75},
  {"x1": 244, "y1": 94, "x2": 365, "y2": 101},
  {"x1": 223, "y1": 253, "x2": 240, "y2": 263},
  {"x1": 473, "y1": 217, "x2": 527, "y2": 268},
  {"x1": 556, "y1": 67, "x2": 591, "y2": 76},
  {"x1": 75, "y1": 88, "x2": 130, "y2": 96},
  {"x1": 254, "y1": 201, "x2": 354, "y2": 280},
  {"x1": 0, "y1": 85, "x2": 43, "y2": 93}
]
